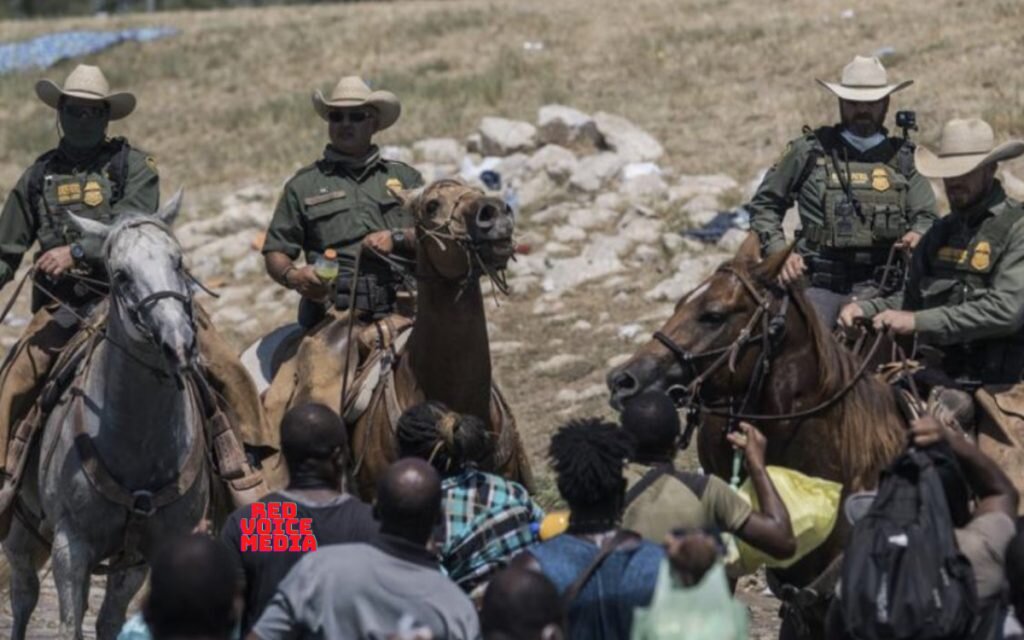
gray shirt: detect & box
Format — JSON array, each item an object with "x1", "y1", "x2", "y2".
[{"x1": 251, "y1": 535, "x2": 481, "y2": 640}]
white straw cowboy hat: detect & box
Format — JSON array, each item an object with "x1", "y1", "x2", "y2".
[
  {"x1": 916, "y1": 118, "x2": 1024, "y2": 179},
  {"x1": 816, "y1": 55, "x2": 913, "y2": 103},
  {"x1": 312, "y1": 76, "x2": 401, "y2": 131},
  {"x1": 35, "y1": 64, "x2": 136, "y2": 120}
]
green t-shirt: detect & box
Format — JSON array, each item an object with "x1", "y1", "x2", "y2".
[{"x1": 622, "y1": 462, "x2": 753, "y2": 543}]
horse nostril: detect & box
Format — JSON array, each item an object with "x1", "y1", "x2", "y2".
[
  {"x1": 609, "y1": 370, "x2": 639, "y2": 395},
  {"x1": 476, "y1": 205, "x2": 496, "y2": 228}
]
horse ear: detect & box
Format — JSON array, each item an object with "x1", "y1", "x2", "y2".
[
  {"x1": 391, "y1": 185, "x2": 426, "y2": 212},
  {"x1": 734, "y1": 232, "x2": 763, "y2": 266},
  {"x1": 753, "y1": 243, "x2": 796, "y2": 283},
  {"x1": 67, "y1": 212, "x2": 113, "y2": 240},
  {"x1": 156, "y1": 188, "x2": 184, "y2": 226}
]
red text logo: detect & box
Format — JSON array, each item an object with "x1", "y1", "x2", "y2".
[{"x1": 239, "y1": 502, "x2": 318, "y2": 553}]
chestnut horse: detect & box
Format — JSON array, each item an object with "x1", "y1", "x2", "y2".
[
  {"x1": 345, "y1": 180, "x2": 532, "y2": 497},
  {"x1": 608, "y1": 235, "x2": 906, "y2": 639}
]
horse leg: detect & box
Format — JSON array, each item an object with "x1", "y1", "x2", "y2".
[
  {"x1": 3, "y1": 517, "x2": 51, "y2": 640},
  {"x1": 50, "y1": 523, "x2": 93, "y2": 640},
  {"x1": 95, "y1": 565, "x2": 147, "y2": 640}
]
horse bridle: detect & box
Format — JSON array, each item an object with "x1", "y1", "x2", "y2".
[
  {"x1": 654, "y1": 265, "x2": 788, "y2": 430},
  {"x1": 414, "y1": 180, "x2": 512, "y2": 298},
  {"x1": 106, "y1": 218, "x2": 196, "y2": 341},
  {"x1": 654, "y1": 264, "x2": 887, "y2": 433}
]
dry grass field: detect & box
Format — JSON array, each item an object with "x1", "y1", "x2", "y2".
[{"x1": 2, "y1": 0, "x2": 1024, "y2": 635}]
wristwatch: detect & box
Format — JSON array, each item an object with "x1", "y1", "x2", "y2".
[
  {"x1": 70, "y1": 243, "x2": 86, "y2": 263},
  {"x1": 390, "y1": 229, "x2": 406, "y2": 246}
]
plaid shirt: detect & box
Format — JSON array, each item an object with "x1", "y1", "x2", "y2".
[{"x1": 439, "y1": 470, "x2": 544, "y2": 590}]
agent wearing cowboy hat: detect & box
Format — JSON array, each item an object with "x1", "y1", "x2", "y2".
[
  {"x1": 841, "y1": 119, "x2": 1024, "y2": 387},
  {"x1": 262, "y1": 76, "x2": 424, "y2": 329},
  {"x1": 0, "y1": 65, "x2": 276, "y2": 537},
  {"x1": 747, "y1": 55, "x2": 938, "y2": 327}
]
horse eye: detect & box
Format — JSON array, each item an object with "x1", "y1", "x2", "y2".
[
  {"x1": 426, "y1": 200, "x2": 441, "y2": 216},
  {"x1": 699, "y1": 311, "x2": 727, "y2": 325}
]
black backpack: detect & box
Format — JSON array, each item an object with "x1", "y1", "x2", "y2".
[{"x1": 839, "y1": 449, "x2": 978, "y2": 640}]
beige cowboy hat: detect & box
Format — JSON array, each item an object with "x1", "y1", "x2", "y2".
[
  {"x1": 816, "y1": 55, "x2": 913, "y2": 103},
  {"x1": 916, "y1": 118, "x2": 1024, "y2": 179},
  {"x1": 35, "y1": 64, "x2": 136, "y2": 121},
  {"x1": 312, "y1": 76, "x2": 401, "y2": 131}
]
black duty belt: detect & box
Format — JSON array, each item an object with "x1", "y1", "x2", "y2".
[{"x1": 333, "y1": 273, "x2": 399, "y2": 319}]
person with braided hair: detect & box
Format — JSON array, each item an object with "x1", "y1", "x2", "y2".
[
  {"x1": 513, "y1": 418, "x2": 664, "y2": 640},
  {"x1": 396, "y1": 401, "x2": 543, "y2": 594}
]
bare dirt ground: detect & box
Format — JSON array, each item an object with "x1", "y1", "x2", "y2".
[{"x1": 2, "y1": 0, "x2": 1024, "y2": 635}]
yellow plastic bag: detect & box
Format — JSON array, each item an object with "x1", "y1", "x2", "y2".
[{"x1": 731, "y1": 466, "x2": 842, "y2": 574}]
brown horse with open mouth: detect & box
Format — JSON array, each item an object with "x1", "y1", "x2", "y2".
[{"x1": 607, "y1": 234, "x2": 906, "y2": 639}]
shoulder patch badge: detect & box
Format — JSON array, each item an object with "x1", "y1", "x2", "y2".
[
  {"x1": 146, "y1": 156, "x2": 158, "y2": 172},
  {"x1": 871, "y1": 167, "x2": 891, "y2": 192},
  {"x1": 971, "y1": 241, "x2": 992, "y2": 271},
  {"x1": 83, "y1": 181, "x2": 103, "y2": 207},
  {"x1": 386, "y1": 177, "x2": 403, "y2": 193}
]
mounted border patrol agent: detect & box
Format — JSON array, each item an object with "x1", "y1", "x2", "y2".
[
  {"x1": 748, "y1": 55, "x2": 938, "y2": 328},
  {"x1": 259, "y1": 75, "x2": 424, "y2": 429},
  {"x1": 0, "y1": 65, "x2": 276, "y2": 538},
  {"x1": 842, "y1": 119, "x2": 1024, "y2": 389}
]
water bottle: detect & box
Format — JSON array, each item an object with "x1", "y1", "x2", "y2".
[{"x1": 313, "y1": 248, "x2": 339, "y2": 284}]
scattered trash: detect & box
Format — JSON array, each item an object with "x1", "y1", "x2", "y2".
[
  {"x1": 839, "y1": 8, "x2": 855, "y2": 19},
  {"x1": 0, "y1": 28, "x2": 179, "y2": 75},
  {"x1": 522, "y1": 41, "x2": 545, "y2": 52},
  {"x1": 620, "y1": 162, "x2": 663, "y2": 180},
  {"x1": 683, "y1": 207, "x2": 751, "y2": 243}
]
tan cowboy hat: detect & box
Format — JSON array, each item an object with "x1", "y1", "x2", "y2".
[
  {"x1": 312, "y1": 76, "x2": 401, "y2": 131},
  {"x1": 916, "y1": 118, "x2": 1024, "y2": 179},
  {"x1": 35, "y1": 64, "x2": 136, "y2": 121},
  {"x1": 816, "y1": 55, "x2": 913, "y2": 103}
]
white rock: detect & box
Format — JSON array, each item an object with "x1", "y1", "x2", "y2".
[
  {"x1": 669, "y1": 174, "x2": 740, "y2": 203},
  {"x1": 571, "y1": 319, "x2": 593, "y2": 331},
  {"x1": 553, "y1": 225, "x2": 587, "y2": 243},
  {"x1": 465, "y1": 132, "x2": 484, "y2": 154},
  {"x1": 526, "y1": 144, "x2": 578, "y2": 183},
  {"x1": 543, "y1": 241, "x2": 576, "y2": 256},
  {"x1": 517, "y1": 172, "x2": 560, "y2": 211},
  {"x1": 632, "y1": 244, "x2": 662, "y2": 264},
  {"x1": 413, "y1": 138, "x2": 464, "y2": 165},
  {"x1": 380, "y1": 145, "x2": 414, "y2": 164},
  {"x1": 567, "y1": 207, "x2": 618, "y2": 230},
  {"x1": 645, "y1": 254, "x2": 728, "y2": 302},
  {"x1": 569, "y1": 152, "x2": 626, "y2": 192},
  {"x1": 619, "y1": 173, "x2": 669, "y2": 202},
  {"x1": 618, "y1": 324, "x2": 644, "y2": 340},
  {"x1": 662, "y1": 233, "x2": 685, "y2": 254},
  {"x1": 593, "y1": 111, "x2": 664, "y2": 163},
  {"x1": 619, "y1": 215, "x2": 663, "y2": 244},
  {"x1": 478, "y1": 117, "x2": 538, "y2": 156},
  {"x1": 212, "y1": 306, "x2": 250, "y2": 326},
  {"x1": 607, "y1": 353, "x2": 632, "y2": 369},
  {"x1": 595, "y1": 192, "x2": 626, "y2": 211},
  {"x1": 532, "y1": 353, "x2": 588, "y2": 375},
  {"x1": 491, "y1": 340, "x2": 524, "y2": 355},
  {"x1": 231, "y1": 252, "x2": 263, "y2": 280},
  {"x1": 537, "y1": 104, "x2": 602, "y2": 148},
  {"x1": 531, "y1": 204, "x2": 571, "y2": 225},
  {"x1": 555, "y1": 383, "x2": 607, "y2": 404},
  {"x1": 495, "y1": 153, "x2": 529, "y2": 183}
]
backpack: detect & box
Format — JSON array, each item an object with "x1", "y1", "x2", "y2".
[{"x1": 839, "y1": 450, "x2": 978, "y2": 639}]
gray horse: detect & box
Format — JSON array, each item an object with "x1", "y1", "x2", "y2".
[{"x1": 3, "y1": 191, "x2": 210, "y2": 640}]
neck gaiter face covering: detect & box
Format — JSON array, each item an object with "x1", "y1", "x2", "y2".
[{"x1": 59, "y1": 109, "x2": 109, "y2": 153}]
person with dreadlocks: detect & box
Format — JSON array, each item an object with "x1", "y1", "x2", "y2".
[
  {"x1": 396, "y1": 400, "x2": 543, "y2": 594},
  {"x1": 514, "y1": 418, "x2": 664, "y2": 640}
]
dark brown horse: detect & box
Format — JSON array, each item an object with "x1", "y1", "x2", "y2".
[{"x1": 608, "y1": 235, "x2": 906, "y2": 639}]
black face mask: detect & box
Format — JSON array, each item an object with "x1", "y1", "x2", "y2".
[{"x1": 59, "y1": 108, "x2": 109, "y2": 152}]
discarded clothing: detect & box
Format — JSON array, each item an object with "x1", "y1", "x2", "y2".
[{"x1": 0, "y1": 28, "x2": 178, "y2": 75}]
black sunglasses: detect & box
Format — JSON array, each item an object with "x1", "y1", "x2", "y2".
[
  {"x1": 62, "y1": 103, "x2": 108, "y2": 120},
  {"x1": 328, "y1": 110, "x2": 371, "y2": 124}
]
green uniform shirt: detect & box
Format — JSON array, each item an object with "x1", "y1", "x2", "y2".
[
  {"x1": 748, "y1": 125, "x2": 937, "y2": 257},
  {"x1": 621, "y1": 462, "x2": 753, "y2": 543},
  {"x1": 0, "y1": 138, "x2": 159, "y2": 288},
  {"x1": 262, "y1": 146, "x2": 424, "y2": 273},
  {"x1": 859, "y1": 181, "x2": 1024, "y2": 347}
]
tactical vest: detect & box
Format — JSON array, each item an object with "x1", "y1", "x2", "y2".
[
  {"x1": 28, "y1": 138, "x2": 132, "y2": 252},
  {"x1": 921, "y1": 200, "x2": 1024, "y2": 384},
  {"x1": 798, "y1": 129, "x2": 914, "y2": 251}
]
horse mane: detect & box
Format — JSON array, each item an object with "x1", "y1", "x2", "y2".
[
  {"x1": 787, "y1": 285, "x2": 906, "y2": 489},
  {"x1": 101, "y1": 213, "x2": 179, "y2": 258}
]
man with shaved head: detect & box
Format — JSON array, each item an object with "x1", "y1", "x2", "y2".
[{"x1": 249, "y1": 459, "x2": 479, "y2": 640}]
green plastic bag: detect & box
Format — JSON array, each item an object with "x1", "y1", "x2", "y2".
[
  {"x1": 732, "y1": 466, "x2": 842, "y2": 574},
  {"x1": 630, "y1": 561, "x2": 748, "y2": 640}
]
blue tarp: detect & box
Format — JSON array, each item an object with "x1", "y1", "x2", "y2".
[
  {"x1": 683, "y1": 207, "x2": 751, "y2": 243},
  {"x1": 0, "y1": 27, "x2": 178, "y2": 75}
]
